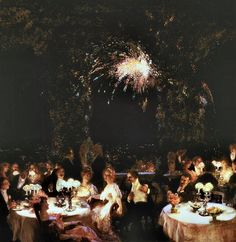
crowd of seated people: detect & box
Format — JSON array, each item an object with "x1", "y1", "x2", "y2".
[{"x1": 0, "y1": 143, "x2": 236, "y2": 242}]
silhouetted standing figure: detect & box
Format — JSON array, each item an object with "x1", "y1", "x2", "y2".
[
  {"x1": 62, "y1": 147, "x2": 82, "y2": 179},
  {"x1": 91, "y1": 144, "x2": 106, "y2": 192}
]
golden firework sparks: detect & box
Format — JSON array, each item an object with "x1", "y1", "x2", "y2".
[{"x1": 112, "y1": 50, "x2": 157, "y2": 93}]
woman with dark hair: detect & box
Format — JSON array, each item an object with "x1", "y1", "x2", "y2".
[
  {"x1": 0, "y1": 163, "x2": 10, "y2": 178},
  {"x1": 33, "y1": 196, "x2": 59, "y2": 242},
  {"x1": 33, "y1": 196, "x2": 101, "y2": 242}
]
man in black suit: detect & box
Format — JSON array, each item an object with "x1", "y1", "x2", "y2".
[
  {"x1": 62, "y1": 147, "x2": 82, "y2": 179},
  {"x1": 169, "y1": 173, "x2": 194, "y2": 202},
  {"x1": 0, "y1": 177, "x2": 16, "y2": 242},
  {"x1": 42, "y1": 167, "x2": 65, "y2": 197},
  {"x1": 122, "y1": 170, "x2": 154, "y2": 239},
  {"x1": 9, "y1": 171, "x2": 28, "y2": 200}
]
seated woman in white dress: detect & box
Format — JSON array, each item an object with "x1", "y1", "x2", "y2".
[
  {"x1": 88, "y1": 166, "x2": 123, "y2": 236},
  {"x1": 76, "y1": 167, "x2": 98, "y2": 199}
]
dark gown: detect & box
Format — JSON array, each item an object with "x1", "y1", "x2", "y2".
[{"x1": 39, "y1": 220, "x2": 60, "y2": 242}]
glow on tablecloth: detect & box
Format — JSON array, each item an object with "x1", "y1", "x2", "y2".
[
  {"x1": 16, "y1": 197, "x2": 90, "y2": 218},
  {"x1": 159, "y1": 202, "x2": 236, "y2": 242}
]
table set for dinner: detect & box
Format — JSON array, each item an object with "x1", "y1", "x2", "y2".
[
  {"x1": 8, "y1": 197, "x2": 91, "y2": 242},
  {"x1": 159, "y1": 202, "x2": 236, "y2": 242}
]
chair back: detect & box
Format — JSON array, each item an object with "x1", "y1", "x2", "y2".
[{"x1": 210, "y1": 191, "x2": 224, "y2": 203}]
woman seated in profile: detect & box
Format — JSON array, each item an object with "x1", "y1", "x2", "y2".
[
  {"x1": 33, "y1": 195, "x2": 59, "y2": 242},
  {"x1": 33, "y1": 196, "x2": 100, "y2": 242},
  {"x1": 76, "y1": 167, "x2": 98, "y2": 200},
  {"x1": 88, "y1": 166, "x2": 122, "y2": 240}
]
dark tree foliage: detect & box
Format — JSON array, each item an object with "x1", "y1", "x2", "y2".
[{"x1": 0, "y1": 0, "x2": 235, "y2": 154}]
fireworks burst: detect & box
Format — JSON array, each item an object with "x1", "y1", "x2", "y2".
[
  {"x1": 90, "y1": 42, "x2": 160, "y2": 100},
  {"x1": 111, "y1": 49, "x2": 158, "y2": 93}
]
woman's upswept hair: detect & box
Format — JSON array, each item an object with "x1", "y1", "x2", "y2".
[
  {"x1": 103, "y1": 166, "x2": 116, "y2": 181},
  {"x1": 0, "y1": 176, "x2": 9, "y2": 187},
  {"x1": 81, "y1": 166, "x2": 93, "y2": 177}
]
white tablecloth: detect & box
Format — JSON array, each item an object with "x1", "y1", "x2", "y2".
[
  {"x1": 8, "y1": 197, "x2": 90, "y2": 242},
  {"x1": 16, "y1": 197, "x2": 90, "y2": 218},
  {"x1": 159, "y1": 203, "x2": 236, "y2": 242}
]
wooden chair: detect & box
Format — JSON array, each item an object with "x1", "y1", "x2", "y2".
[{"x1": 210, "y1": 191, "x2": 225, "y2": 204}]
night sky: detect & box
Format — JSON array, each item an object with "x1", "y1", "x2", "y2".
[
  {"x1": 90, "y1": 41, "x2": 236, "y2": 147},
  {"x1": 0, "y1": 5, "x2": 235, "y2": 150},
  {"x1": 0, "y1": 40, "x2": 235, "y2": 148},
  {"x1": 0, "y1": 50, "x2": 51, "y2": 146}
]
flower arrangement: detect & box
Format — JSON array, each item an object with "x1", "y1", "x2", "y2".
[
  {"x1": 56, "y1": 178, "x2": 80, "y2": 192},
  {"x1": 23, "y1": 184, "x2": 42, "y2": 196},
  {"x1": 195, "y1": 182, "x2": 204, "y2": 193},
  {"x1": 167, "y1": 191, "x2": 180, "y2": 213},
  {"x1": 194, "y1": 182, "x2": 214, "y2": 216},
  {"x1": 195, "y1": 182, "x2": 214, "y2": 193},
  {"x1": 202, "y1": 182, "x2": 214, "y2": 192},
  {"x1": 56, "y1": 178, "x2": 81, "y2": 212}
]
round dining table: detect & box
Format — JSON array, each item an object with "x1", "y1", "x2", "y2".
[
  {"x1": 8, "y1": 197, "x2": 91, "y2": 242},
  {"x1": 159, "y1": 202, "x2": 236, "y2": 242}
]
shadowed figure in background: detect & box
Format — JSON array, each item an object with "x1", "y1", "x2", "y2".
[
  {"x1": 42, "y1": 166, "x2": 65, "y2": 197},
  {"x1": 91, "y1": 144, "x2": 106, "y2": 192},
  {"x1": 62, "y1": 147, "x2": 82, "y2": 180}
]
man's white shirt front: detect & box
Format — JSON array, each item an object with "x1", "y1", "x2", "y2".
[
  {"x1": 1, "y1": 189, "x2": 9, "y2": 204},
  {"x1": 129, "y1": 178, "x2": 148, "y2": 203}
]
